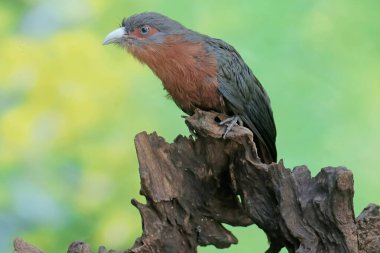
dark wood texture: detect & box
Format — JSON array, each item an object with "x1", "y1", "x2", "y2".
[
  {"x1": 356, "y1": 204, "x2": 380, "y2": 253},
  {"x1": 14, "y1": 238, "x2": 43, "y2": 253},
  {"x1": 13, "y1": 110, "x2": 379, "y2": 253}
]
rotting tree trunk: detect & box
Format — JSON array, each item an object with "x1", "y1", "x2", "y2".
[{"x1": 14, "y1": 110, "x2": 380, "y2": 253}]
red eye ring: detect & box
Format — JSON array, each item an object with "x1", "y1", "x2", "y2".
[{"x1": 140, "y1": 25, "x2": 150, "y2": 34}]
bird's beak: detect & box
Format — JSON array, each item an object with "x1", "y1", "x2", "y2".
[{"x1": 103, "y1": 27, "x2": 126, "y2": 45}]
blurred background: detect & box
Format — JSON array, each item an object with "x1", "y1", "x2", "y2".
[{"x1": 0, "y1": 0, "x2": 379, "y2": 252}]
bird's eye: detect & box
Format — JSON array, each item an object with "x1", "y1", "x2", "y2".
[{"x1": 140, "y1": 25, "x2": 150, "y2": 34}]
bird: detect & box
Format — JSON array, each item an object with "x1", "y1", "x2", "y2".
[{"x1": 103, "y1": 12, "x2": 277, "y2": 164}]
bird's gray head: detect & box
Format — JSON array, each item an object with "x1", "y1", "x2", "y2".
[{"x1": 103, "y1": 12, "x2": 187, "y2": 46}]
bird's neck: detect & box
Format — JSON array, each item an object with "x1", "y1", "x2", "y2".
[
  {"x1": 128, "y1": 35, "x2": 214, "y2": 81},
  {"x1": 127, "y1": 35, "x2": 222, "y2": 114}
]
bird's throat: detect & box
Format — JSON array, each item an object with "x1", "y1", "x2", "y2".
[{"x1": 127, "y1": 35, "x2": 225, "y2": 114}]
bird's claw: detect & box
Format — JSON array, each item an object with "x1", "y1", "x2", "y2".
[{"x1": 219, "y1": 115, "x2": 241, "y2": 139}]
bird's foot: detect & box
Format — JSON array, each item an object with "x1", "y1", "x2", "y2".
[{"x1": 219, "y1": 115, "x2": 242, "y2": 139}]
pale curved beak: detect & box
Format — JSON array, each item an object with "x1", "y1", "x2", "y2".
[{"x1": 103, "y1": 27, "x2": 126, "y2": 45}]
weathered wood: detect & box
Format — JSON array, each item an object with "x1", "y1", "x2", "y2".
[
  {"x1": 128, "y1": 110, "x2": 361, "y2": 253},
  {"x1": 13, "y1": 110, "x2": 379, "y2": 253},
  {"x1": 357, "y1": 204, "x2": 380, "y2": 253},
  {"x1": 14, "y1": 238, "x2": 43, "y2": 253}
]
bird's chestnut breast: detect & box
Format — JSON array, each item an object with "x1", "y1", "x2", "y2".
[{"x1": 127, "y1": 35, "x2": 226, "y2": 114}]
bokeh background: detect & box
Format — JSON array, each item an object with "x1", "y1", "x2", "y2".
[{"x1": 1, "y1": 0, "x2": 379, "y2": 252}]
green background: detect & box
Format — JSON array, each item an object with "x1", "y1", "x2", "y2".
[{"x1": 1, "y1": 0, "x2": 379, "y2": 252}]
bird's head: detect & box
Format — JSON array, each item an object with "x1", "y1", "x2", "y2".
[
  {"x1": 103, "y1": 12, "x2": 209, "y2": 84},
  {"x1": 103, "y1": 12, "x2": 187, "y2": 48}
]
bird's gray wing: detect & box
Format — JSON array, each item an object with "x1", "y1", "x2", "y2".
[{"x1": 206, "y1": 38, "x2": 277, "y2": 162}]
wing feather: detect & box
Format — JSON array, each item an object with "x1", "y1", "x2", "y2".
[{"x1": 206, "y1": 38, "x2": 277, "y2": 162}]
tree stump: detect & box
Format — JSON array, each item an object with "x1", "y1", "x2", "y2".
[{"x1": 14, "y1": 110, "x2": 380, "y2": 253}]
